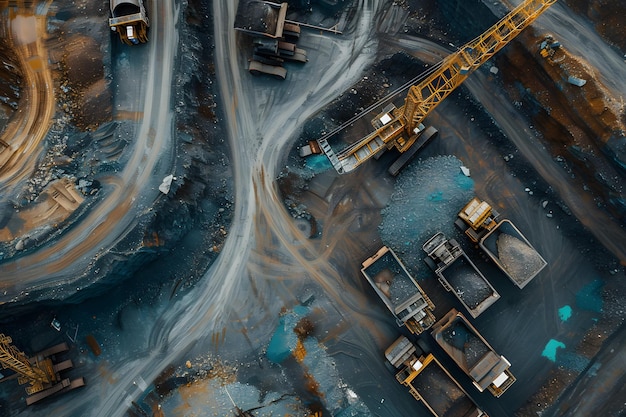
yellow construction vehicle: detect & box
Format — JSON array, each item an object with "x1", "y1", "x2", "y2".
[
  {"x1": 0, "y1": 333, "x2": 85, "y2": 405},
  {"x1": 456, "y1": 197, "x2": 501, "y2": 242},
  {"x1": 314, "y1": 0, "x2": 556, "y2": 174},
  {"x1": 455, "y1": 197, "x2": 547, "y2": 288}
]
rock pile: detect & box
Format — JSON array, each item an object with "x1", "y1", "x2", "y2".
[{"x1": 497, "y1": 233, "x2": 546, "y2": 285}]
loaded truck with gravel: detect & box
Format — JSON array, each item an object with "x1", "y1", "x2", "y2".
[
  {"x1": 455, "y1": 197, "x2": 547, "y2": 289},
  {"x1": 385, "y1": 335, "x2": 486, "y2": 417},
  {"x1": 109, "y1": 0, "x2": 149, "y2": 45},
  {"x1": 423, "y1": 232, "x2": 499, "y2": 318},
  {"x1": 361, "y1": 246, "x2": 436, "y2": 335},
  {"x1": 431, "y1": 309, "x2": 516, "y2": 397}
]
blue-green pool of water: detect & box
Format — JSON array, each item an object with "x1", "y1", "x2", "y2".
[
  {"x1": 542, "y1": 339, "x2": 566, "y2": 362},
  {"x1": 266, "y1": 305, "x2": 309, "y2": 363},
  {"x1": 558, "y1": 305, "x2": 572, "y2": 322}
]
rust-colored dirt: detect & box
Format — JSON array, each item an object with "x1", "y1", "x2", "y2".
[{"x1": 497, "y1": 28, "x2": 625, "y2": 219}]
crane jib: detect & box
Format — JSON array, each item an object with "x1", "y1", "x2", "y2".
[{"x1": 326, "y1": 0, "x2": 557, "y2": 174}]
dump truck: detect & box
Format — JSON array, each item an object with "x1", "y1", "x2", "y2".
[
  {"x1": 361, "y1": 246, "x2": 436, "y2": 335},
  {"x1": 431, "y1": 309, "x2": 516, "y2": 397},
  {"x1": 385, "y1": 335, "x2": 486, "y2": 417},
  {"x1": 109, "y1": 0, "x2": 149, "y2": 45},
  {"x1": 423, "y1": 233, "x2": 499, "y2": 318},
  {"x1": 455, "y1": 197, "x2": 547, "y2": 289}
]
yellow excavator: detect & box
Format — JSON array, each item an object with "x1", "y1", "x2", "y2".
[{"x1": 313, "y1": 0, "x2": 556, "y2": 174}]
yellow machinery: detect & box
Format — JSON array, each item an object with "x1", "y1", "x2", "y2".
[
  {"x1": 0, "y1": 333, "x2": 85, "y2": 405},
  {"x1": 0, "y1": 333, "x2": 55, "y2": 395},
  {"x1": 320, "y1": 0, "x2": 556, "y2": 174},
  {"x1": 457, "y1": 197, "x2": 500, "y2": 242}
]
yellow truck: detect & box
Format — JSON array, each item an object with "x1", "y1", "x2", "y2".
[
  {"x1": 385, "y1": 335, "x2": 487, "y2": 417},
  {"x1": 361, "y1": 246, "x2": 436, "y2": 335},
  {"x1": 456, "y1": 197, "x2": 547, "y2": 289},
  {"x1": 431, "y1": 309, "x2": 516, "y2": 397}
]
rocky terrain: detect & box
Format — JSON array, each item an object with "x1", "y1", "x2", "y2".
[
  {"x1": 0, "y1": 0, "x2": 624, "y2": 415},
  {"x1": 0, "y1": 0, "x2": 233, "y2": 307}
]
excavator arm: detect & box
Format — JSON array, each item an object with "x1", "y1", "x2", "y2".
[{"x1": 325, "y1": 0, "x2": 556, "y2": 174}]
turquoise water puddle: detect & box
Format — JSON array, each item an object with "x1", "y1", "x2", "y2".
[
  {"x1": 542, "y1": 339, "x2": 566, "y2": 362},
  {"x1": 575, "y1": 279, "x2": 604, "y2": 313},
  {"x1": 305, "y1": 154, "x2": 332, "y2": 173},
  {"x1": 558, "y1": 305, "x2": 572, "y2": 322},
  {"x1": 266, "y1": 305, "x2": 309, "y2": 363}
]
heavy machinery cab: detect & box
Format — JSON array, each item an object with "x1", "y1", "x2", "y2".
[
  {"x1": 456, "y1": 197, "x2": 500, "y2": 243},
  {"x1": 109, "y1": 0, "x2": 149, "y2": 45}
]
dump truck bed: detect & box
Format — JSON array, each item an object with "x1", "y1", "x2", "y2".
[
  {"x1": 362, "y1": 247, "x2": 435, "y2": 334},
  {"x1": 439, "y1": 255, "x2": 499, "y2": 318},
  {"x1": 431, "y1": 309, "x2": 516, "y2": 397},
  {"x1": 423, "y1": 233, "x2": 499, "y2": 318},
  {"x1": 407, "y1": 356, "x2": 485, "y2": 417},
  {"x1": 386, "y1": 336, "x2": 485, "y2": 417},
  {"x1": 480, "y1": 219, "x2": 547, "y2": 288}
]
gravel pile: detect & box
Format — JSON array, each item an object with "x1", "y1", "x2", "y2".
[
  {"x1": 389, "y1": 274, "x2": 417, "y2": 307},
  {"x1": 380, "y1": 156, "x2": 475, "y2": 268},
  {"x1": 445, "y1": 258, "x2": 493, "y2": 309},
  {"x1": 497, "y1": 233, "x2": 545, "y2": 285},
  {"x1": 464, "y1": 336, "x2": 490, "y2": 368}
]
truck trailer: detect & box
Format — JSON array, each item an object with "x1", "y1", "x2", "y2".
[
  {"x1": 423, "y1": 233, "x2": 499, "y2": 318},
  {"x1": 385, "y1": 336, "x2": 486, "y2": 417},
  {"x1": 361, "y1": 246, "x2": 436, "y2": 335},
  {"x1": 431, "y1": 309, "x2": 516, "y2": 397}
]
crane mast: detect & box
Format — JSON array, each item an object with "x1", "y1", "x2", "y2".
[{"x1": 323, "y1": 0, "x2": 556, "y2": 174}]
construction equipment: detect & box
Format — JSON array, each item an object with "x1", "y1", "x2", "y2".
[
  {"x1": 109, "y1": 0, "x2": 149, "y2": 45},
  {"x1": 431, "y1": 309, "x2": 516, "y2": 397},
  {"x1": 361, "y1": 246, "x2": 436, "y2": 335},
  {"x1": 234, "y1": 1, "x2": 307, "y2": 79},
  {"x1": 455, "y1": 197, "x2": 547, "y2": 288},
  {"x1": 539, "y1": 35, "x2": 563, "y2": 64},
  {"x1": 312, "y1": 0, "x2": 556, "y2": 174},
  {"x1": 423, "y1": 232, "x2": 499, "y2": 318},
  {"x1": 0, "y1": 334, "x2": 85, "y2": 405},
  {"x1": 385, "y1": 336, "x2": 486, "y2": 417}
]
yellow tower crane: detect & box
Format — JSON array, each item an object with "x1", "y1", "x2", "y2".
[{"x1": 318, "y1": 0, "x2": 556, "y2": 174}]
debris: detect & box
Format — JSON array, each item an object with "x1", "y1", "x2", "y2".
[
  {"x1": 50, "y1": 317, "x2": 61, "y2": 331},
  {"x1": 567, "y1": 76, "x2": 586, "y2": 87},
  {"x1": 460, "y1": 166, "x2": 470, "y2": 177},
  {"x1": 490, "y1": 66, "x2": 499, "y2": 75},
  {"x1": 159, "y1": 174, "x2": 175, "y2": 194}
]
